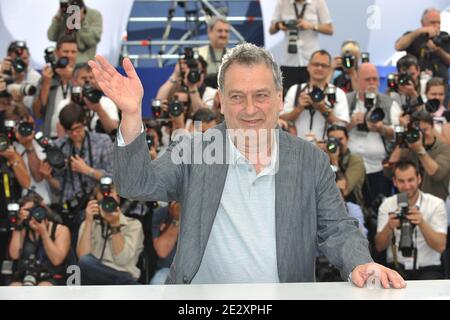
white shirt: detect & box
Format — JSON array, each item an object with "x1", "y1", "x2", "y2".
[
  {"x1": 271, "y1": 0, "x2": 332, "y2": 67},
  {"x1": 23, "y1": 68, "x2": 41, "y2": 110},
  {"x1": 348, "y1": 96, "x2": 399, "y2": 174},
  {"x1": 191, "y1": 132, "x2": 280, "y2": 284},
  {"x1": 202, "y1": 86, "x2": 218, "y2": 109},
  {"x1": 13, "y1": 140, "x2": 52, "y2": 204},
  {"x1": 282, "y1": 83, "x2": 350, "y2": 140},
  {"x1": 377, "y1": 192, "x2": 448, "y2": 268}
]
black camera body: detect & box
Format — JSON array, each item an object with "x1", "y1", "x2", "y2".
[
  {"x1": 83, "y1": 84, "x2": 103, "y2": 104},
  {"x1": 44, "y1": 47, "x2": 69, "y2": 72},
  {"x1": 99, "y1": 177, "x2": 118, "y2": 214},
  {"x1": 404, "y1": 121, "x2": 421, "y2": 145},
  {"x1": 183, "y1": 47, "x2": 201, "y2": 85},
  {"x1": 395, "y1": 193, "x2": 416, "y2": 258},
  {"x1": 326, "y1": 137, "x2": 340, "y2": 154},
  {"x1": 145, "y1": 126, "x2": 155, "y2": 150},
  {"x1": 20, "y1": 254, "x2": 51, "y2": 286},
  {"x1": 398, "y1": 72, "x2": 414, "y2": 86},
  {"x1": 357, "y1": 92, "x2": 385, "y2": 131},
  {"x1": 34, "y1": 132, "x2": 66, "y2": 170},
  {"x1": 431, "y1": 32, "x2": 450, "y2": 47},
  {"x1": 425, "y1": 99, "x2": 440, "y2": 114},
  {"x1": 284, "y1": 20, "x2": 299, "y2": 54}
]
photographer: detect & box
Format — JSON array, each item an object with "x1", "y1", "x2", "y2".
[
  {"x1": 387, "y1": 111, "x2": 450, "y2": 201},
  {"x1": 61, "y1": 63, "x2": 119, "y2": 135},
  {"x1": 150, "y1": 201, "x2": 180, "y2": 284},
  {"x1": 424, "y1": 77, "x2": 450, "y2": 145},
  {"x1": 281, "y1": 50, "x2": 349, "y2": 141},
  {"x1": 329, "y1": 40, "x2": 362, "y2": 93},
  {"x1": 40, "y1": 103, "x2": 113, "y2": 231},
  {"x1": 76, "y1": 180, "x2": 144, "y2": 285},
  {"x1": 157, "y1": 52, "x2": 215, "y2": 113},
  {"x1": 347, "y1": 63, "x2": 400, "y2": 209},
  {"x1": 48, "y1": 0, "x2": 102, "y2": 64},
  {"x1": 8, "y1": 192, "x2": 71, "y2": 286},
  {"x1": 5, "y1": 105, "x2": 51, "y2": 204},
  {"x1": 0, "y1": 41, "x2": 41, "y2": 110},
  {"x1": 197, "y1": 17, "x2": 230, "y2": 88},
  {"x1": 389, "y1": 55, "x2": 431, "y2": 124},
  {"x1": 269, "y1": 0, "x2": 333, "y2": 96},
  {"x1": 32, "y1": 35, "x2": 78, "y2": 139},
  {"x1": 324, "y1": 124, "x2": 366, "y2": 209},
  {"x1": 395, "y1": 8, "x2": 450, "y2": 103},
  {"x1": 375, "y1": 161, "x2": 447, "y2": 280}
]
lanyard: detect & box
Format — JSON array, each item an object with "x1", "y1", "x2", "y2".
[
  {"x1": 60, "y1": 81, "x2": 70, "y2": 100},
  {"x1": 208, "y1": 45, "x2": 226, "y2": 73},
  {"x1": 293, "y1": 1, "x2": 308, "y2": 19}
]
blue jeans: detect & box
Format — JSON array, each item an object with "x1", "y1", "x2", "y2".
[{"x1": 78, "y1": 254, "x2": 139, "y2": 285}]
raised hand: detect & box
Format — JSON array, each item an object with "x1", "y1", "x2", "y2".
[{"x1": 88, "y1": 55, "x2": 143, "y2": 115}]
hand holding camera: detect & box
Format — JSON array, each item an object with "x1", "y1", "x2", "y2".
[
  {"x1": 296, "y1": 19, "x2": 314, "y2": 31},
  {"x1": 70, "y1": 155, "x2": 90, "y2": 175},
  {"x1": 296, "y1": 91, "x2": 311, "y2": 110},
  {"x1": 28, "y1": 216, "x2": 47, "y2": 236},
  {"x1": 39, "y1": 161, "x2": 53, "y2": 179},
  {"x1": 41, "y1": 65, "x2": 54, "y2": 83},
  {"x1": 85, "y1": 199, "x2": 100, "y2": 223},
  {"x1": 405, "y1": 206, "x2": 423, "y2": 226},
  {"x1": 387, "y1": 212, "x2": 401, "y2": 230}
]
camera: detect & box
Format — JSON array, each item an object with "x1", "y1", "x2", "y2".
[
  {"x1": 29, "y1": 204, "x2": 48, "y2": 223},
  {"x1": 4, "y1": 41, "x2": 27, "y2": 75},
  {"x1": 342, "y1": 51, "x2": 356, "y2": 69},
  {"x1": 431, "y1": 32, "x2": 450, "y2": 47},
  {"x1": 71, "y1": 86, "x2": 83, "y2": 104},
  {"x1": 0, "y1": 76, "x2": 36, "y2": 97},
  {"x1": 394, "y1": 192, "x2": 415, "y2": 257},
  {"x1": 169, "y1": 98, "x2": 184, "y2": 117},
  {"x1": 424, "y1": 99, "x2": 440, "y2": 114},
  {"x1": 284, "y1": 20, "x2": 298, "y2": 54},
  {"x1": 325, "y1": 86, "x2": 336, "y2": 107},
  {"x1": 83, "y1": 84, "x2": 103, "y2": 104},
  {"x1": 0, "y1": 120, "x2": 16, "y2": 152},
  {"x1": 20, "y1": 254, "x2": 51, "y2": 286},
  {"x1": 183, "y1": 47, "x2": 201, "y2": 85},
  {"x1": 17, "y1": 120, "x2": 34, "y2": 137},
  {"x1": 34, "y1": 132, "x2": 66, "y2": 169},
  {"x1": 7, "y1": 203, "x2": 20, "y2": 228},
  {"x1": 361, "y1": 52, "x2": 370, "y2": 63},
  {"x1": 357, "y1": 92, "x2": 385, "y2": 131},
  {"x1": 44, "y1": 47, "x2": 69, "y2": 72},
  {"x1": 404, "y1": 121, "x2": 421, "y2": 145},
  {"x1": 398, "y1": 72, "x2": 413, "y2": 86},
  {"x1": 326, "y1": 137, "x2": 340, "y2": 154},
  {"x1": 99, "y1": 177, "x2": 118, "y2": 214},
  {"x1": 387, "y1": 73, "x2": 398, "y2": 92},
  {"x1": 309, "y1": 86, "x2": 325, "y2": 103}
]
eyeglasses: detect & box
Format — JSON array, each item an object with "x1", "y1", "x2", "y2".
[{"x1": 310, "y1": 62, "x2": 330, "y2": 69}]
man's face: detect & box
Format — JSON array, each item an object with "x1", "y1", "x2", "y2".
[
  {"x1": 426, "y1": 85, "x2": 445, "y2": 106},
  {"x1": 219, "y1": 62, "x2": 283, "y2": 132},
  {"x1": 328, "y1": 129, "x2": 348, "y2": 153},
  {"x1": 393, "y1": 167, "x2": 421, "y2": 199},
  {"x1": 307, "y1": 54, "x2": 331, "y2": 83},
  {"x1": 208, "y1": 21, "x2": 230, "y2": 49},
  {"x1": 56, "y1": 43, "x2": 78, "y2": 66},
  {"x1": 74, "y1": 69, "x2": 95, "y2": 86},
  {"x1": 422, "y1": 10, "x2": 441, "y2": 31},
  {"x1": 358, "y1": 64, "x2": 379, "y2": 94},
  {"x1": 66, "y1": 122, "x2": 85, "y2": 144}
]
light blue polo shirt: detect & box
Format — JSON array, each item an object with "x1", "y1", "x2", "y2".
[{"x1": 191, "y1": 132, "x2": 280, "y2": 284}]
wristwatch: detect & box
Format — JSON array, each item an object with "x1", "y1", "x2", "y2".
[{"x1": 110, "y1": 225, "x2": 121, "y2": 235}]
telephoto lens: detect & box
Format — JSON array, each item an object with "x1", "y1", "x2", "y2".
[
  {"x1": 83, "y1": 84, "x2": 103, "y2": 103},
  {"x1": 405, "y1": 123, "x2": 421, "y2": 144},
  {"x1": 326, "y1": 137, "x2": 340, "y2": 154},
  {"x1": 368, "y1": 107, "x2": 385, "y2": 122},
  {"x1": 169, "y1": 99, "x2": 184, "y2": 117}
]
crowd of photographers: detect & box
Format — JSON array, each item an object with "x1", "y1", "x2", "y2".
[{"x1": 0, "y1": 0, "x2": 450, "y2": 285}]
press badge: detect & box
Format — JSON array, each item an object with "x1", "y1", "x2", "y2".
[{"x1": 404, "y1": 257, "x2": 414, "y2": 270}]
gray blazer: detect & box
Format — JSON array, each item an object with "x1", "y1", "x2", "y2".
[{"x1": 113, "y1": 122, "x2": 373, "y2": 284}]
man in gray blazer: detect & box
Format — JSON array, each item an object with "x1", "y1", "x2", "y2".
[{"x1": 88, "y1": 43, "x2": 405, "y2": 288}]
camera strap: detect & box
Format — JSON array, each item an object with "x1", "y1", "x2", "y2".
[
  {"x1": 208, "y1": 45, "x2": 226, "y2": 73},
  {"x1": 59, "y1": 80, "x2": 71, "y2": 100},
  {"x1": 293, "y1": 1, "x2": 308, "y2": 20}
]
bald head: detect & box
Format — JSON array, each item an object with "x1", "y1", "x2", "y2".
[{"x1": 358, "y1": 63, "x2": 379, "y2": 97}]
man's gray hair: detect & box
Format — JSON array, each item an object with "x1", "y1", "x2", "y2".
[
  {"x1": 207, "y1": 16, "x2": 229, "y2": 31},
  {"x1": 421, "y1": 8, "x2": 440, "y2": 22},
  {"x1": 217, "y1": 42, "x2": 283, "y2": 93}
]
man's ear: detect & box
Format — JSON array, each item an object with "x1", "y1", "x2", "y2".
[{"x1": 218, "y1": 91, "x2": 224, "y2": 115}]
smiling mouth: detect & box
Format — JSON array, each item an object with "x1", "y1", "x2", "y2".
[{"x1": 241, "y1": 119, "x2": 263, "y2": 126}]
